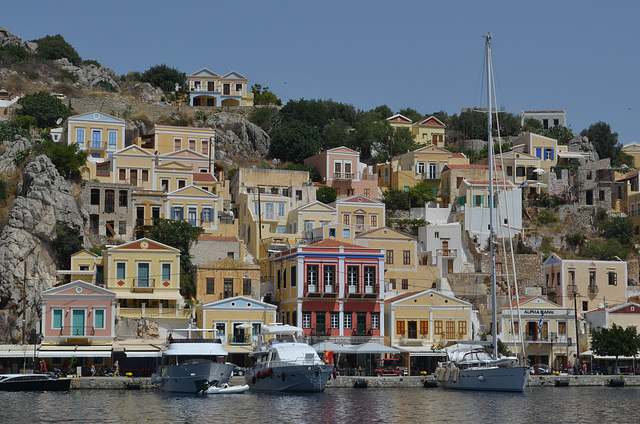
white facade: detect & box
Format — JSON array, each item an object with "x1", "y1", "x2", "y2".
[
  {"x1": 418, "y1": 223, "x2": 467, "y2": 275},
  {"x1": 520, "y1": 110, "x2": 567, "y2": 129}
]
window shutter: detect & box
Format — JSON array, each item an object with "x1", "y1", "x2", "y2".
[{"x1": 536, "y1": 148, "x2": 542, "y2": 159}]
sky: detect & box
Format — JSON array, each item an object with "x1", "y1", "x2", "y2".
[{"x1": 3, "y1": 1, "x2": 640, "y2": 143}]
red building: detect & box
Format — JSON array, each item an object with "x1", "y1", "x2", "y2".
[{"x1": 270, "y1": 239, "x2": 385, "y2": 344}]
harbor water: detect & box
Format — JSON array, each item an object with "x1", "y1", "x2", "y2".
[{"x1": 1, "y1": 386, "x2": 637, "y2": 423}]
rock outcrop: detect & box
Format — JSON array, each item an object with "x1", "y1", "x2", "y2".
[
  {"x1": 0, "y1": 27, "x2": 37, "y2": 53},
  {"x1": 53, "y1": 58, "x2": 120, "y2": 91},
  {"x1": 206, "y1": 112, "x2": 271, "y2": 167},
  {"x1": 0, "y1": 135, "x2": 33, "y2": 174},
  {"x1": 0, "y1": 155, "x2": 89, "y2": 343},
  {"x1": 567, "y1": 134, "x2": 599, "y2": 163}
]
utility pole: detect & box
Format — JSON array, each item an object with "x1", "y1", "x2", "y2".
[{"x1": 574, "y1": 290, "x2": 580, "y2": 374}]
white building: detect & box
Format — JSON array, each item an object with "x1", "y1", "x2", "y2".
[{"x1": 418, "y1": 222, "x2": 468, "y2": 276}]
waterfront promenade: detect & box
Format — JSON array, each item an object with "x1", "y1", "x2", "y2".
[{"x1": 68, "y1": 374, "x2": 640, "y2": 390}]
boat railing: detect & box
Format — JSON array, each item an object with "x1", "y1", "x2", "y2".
[{"x1": 266, "y1": 355, "x2": 321, "y2": 368}]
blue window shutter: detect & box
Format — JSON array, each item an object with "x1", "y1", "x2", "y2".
[
  {"x1": 550, "y1": 149, "x2": 554, "y2": 161},
  {"x1": 536, "y1": 148, "x2": 542, "y2": 159}
]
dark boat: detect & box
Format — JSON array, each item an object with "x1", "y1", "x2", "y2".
[{"x1": 0, "y1": 374, "x2": 71, "y2": 391}]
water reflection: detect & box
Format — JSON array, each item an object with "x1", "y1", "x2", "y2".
[{"x1": 1, "y1": 386, "x2": 639, "y2": 423}]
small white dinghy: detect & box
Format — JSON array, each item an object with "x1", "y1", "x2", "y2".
[{"x1": 204, "y1": 383, "x2": 249, "y2": 394}]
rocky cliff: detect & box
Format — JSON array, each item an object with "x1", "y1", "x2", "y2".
[
  {"x1": 206, "y1": 112, "x2": 271, "y2": 167},
  {"x1": 0, "y1": 153, "x2": 89, "y2": 343}
]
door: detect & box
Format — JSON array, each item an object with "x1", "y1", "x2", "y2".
[
  {"x1": 136, "y1": 206, "x2": 145, "y2": 226},
  {"x1": 233, "y1": 323, "x2": 245, "y2": 344},
  {"x1": 407, "y1": 321, "x2": 418, "y2": 339},
  {"x1": 223, "y1": 84, "x2": 230, "y2": 95},
  {"x1": 72, "y1": 310, "x2": 85, "y2": 336},
  {"x1": 129, "y1": 169, "x2": 138, "y2": 186},
  {"x1": 442, "y1": 240, "x2": 449, "y2": 256},
  {"x1": 137, "y1": 263, "x2": 150, "y2": 287},
  {"x1": 316, "y1": 312, "x2": 325, "y2": 335},
  {"x1": 356, "y1": 312, "x2": 367, "y2": 335}
]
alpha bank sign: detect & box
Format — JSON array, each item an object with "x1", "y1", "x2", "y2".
[{"x1": 521, "y1": 309, "x2": 571, "y2": 316}]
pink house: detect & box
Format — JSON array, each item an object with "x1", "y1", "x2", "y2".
[
  {"x1": 41, "y1": 280, "x2": 116, "y2": 344},
  {"x1": 304, "y1": 146, "x2": 378, "y2": 198}
]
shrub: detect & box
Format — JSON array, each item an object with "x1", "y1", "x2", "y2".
[
  {"x1": 17, "y1": 91, "x2": 71, "y2": 128},
  {"x1": 0, "y1": 121, "x2": 31, "y2": 140},
  {"x1": 382, "y1": 189, "x2": 410, "y2": 211},
  {"x1": 537, "y1": 210, "x2": 557, "y2": 225},
  {"x1": 0, "y1": 45, "x2": 32, "y2": 62},
  {"x1": 316, "y1": 186, "x2": 337, "y2": 204},
  {"x1": 281, "y1": 163, "x2": 321, "y2": 182},
  {"x1": 32, "y1": 34, "x2": 82, "y2": 66},
  {"x1": 140, "y1": 64, "x2": 186, "y2": 93},
  {"x1": 60, "y1": 69, "x2": 77, "y2": 83},
  {"x1": 194, "y1": 110, "x2": 208, "y2": 121},
  {"x1": 83, "y1": 59, "x2": 101, "y2": 67}
]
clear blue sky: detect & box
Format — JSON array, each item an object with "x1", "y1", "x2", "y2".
[{"x1": 4, "y1": 1, "x2": 639, "y2": 143}]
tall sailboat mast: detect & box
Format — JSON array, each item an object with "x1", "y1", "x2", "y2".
[{"x1": 485, "y1": 34, "x2": 498, "y2": 361}]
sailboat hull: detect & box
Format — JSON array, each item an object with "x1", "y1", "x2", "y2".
[{"x1": 441, "y1": 366, "x2": 528, "y2": 392}]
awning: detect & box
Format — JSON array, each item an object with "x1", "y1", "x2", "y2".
[
  {"x1": 312, "y1": 341, "x2": 355, "y2": 354},
  {"x1": 115, "y1": 292, "x2": 184, "y2": 301},
  {"x1": 224, "y1": 345, "x2": 254, "y2": 354},
  {"x1": 0, "y1": 345, "x2": 38, "y2": 358},
  {"x1": 38, "y1": 345, "x2": 112, "y2": 358},
  {"x1": 397, "y1": 346, "x2": 447, "y2": 357},
  {"x1": 353, "y1": 342, "x2": 401, "y2": 354},
  {"x1": 581, "y1": 350, "x2": 639, "y2": 360},
  {"x1": 125, "y1": 351, "x2": 162, "y2": 358},
  {"x1": 558, "y1": 151, "x2": 590, "y2": 159}
]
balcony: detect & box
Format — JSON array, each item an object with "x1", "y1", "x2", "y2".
[
  {"x1": 589, "y1": 284, "x2": 599, "y2": 294},
  {"x1": 117, "y1": 306, "x2": 191, "y2": 319},
  {"x1": 333, "y1": 172, "x2": 354, "y2": 180},
  {"x1": 525, "y1": 332, "x2": 566, "y2": 344},
  {"x1": 545, "y1": 285, "x2": 557, "y2": 295},
  {"x1": 304, "y1": 282, "x2": 337, "y2": 298},
  {"x1": 132, "y1": 278, "x2": 155, "y2": 292},
  {"x1": 436, "y1": 249, "x2": 458, "y2": 257},
  {"x1": 346, "y1": 283, "x2": 379, "y2": 298},
  {"x1": 229, "y1": 334, "x2": 252, "y2": 345},
  {"x1": 59, "y1": 326, "x2": 96, "y2": 337},
  {"x1": 567, "y1": 284, "x2": 577, "y2": 294}
]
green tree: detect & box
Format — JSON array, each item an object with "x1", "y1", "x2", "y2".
[
  {"x1": 522, "y1": 117, "x2": 543, "y2": 132},
  {"x1": 281, "y1": 163, "x2": 321, "y2": 182},
  {"x1": 591, "y1": 324, "x2": 640, "y2": 372},
  {"x1": 52, "y1": 222, "x2": 84, "y2": 270},
  {"x1": 140, "y1": 64, "x2": 186, "y2": 93},
  {"x1": 249, "y1": 106, "x2": 280, "y2": 133},
  {"x1": 322, "y1": 118, "x2": 351, "y2": 150},
  {"x1": 270, "y1": 120, "x2": 321, "y2": 163},
  {"x1": 408, "y1": 182, "x2": 436, "y2": 207},
  {"x1": 368, "y1": 105, "x2": 393, "y2": 121},
  {"x1": 32, "y1": 34, "x2": 82, "y2": 66},
  {"x1": 0, "y1": 121, "x2": 31, "y2": 140},
  {"x1": 382, "y1": 189, "x2": 410, "y2": 211},
  {"x1": 398, "y1": 107, "x2": 423, "y2": 123},
  {"x1": 149, "y1": 219, "x2": 204, "y2": 297},
  {"x1": 581, "y1": 121, "x2": 631, "y2": 167},
  {"x1": 348, "y1": 117, "x2": 393, "y2": 163},
  {"x1": 30, "y1": 139, "x2": 88, "y2": 179},
  {"x1": 0, "y1": 45, "x2": 32, "y2": 63},
  {"x1": 251, "y1": 84, "x2": 282, "y2": 106},
  {"x1": 600, "y1": 216, "x2": 634, "y2": 246},
  {"x1": 17, "y1": 91, "x2": 71, "y2": 128},
  {"x1": 545, "y1": 125, "x2": 574, "y2": 145},
  {"x1": 316, "y1": 186, "x2": 337, "y2": 204}
]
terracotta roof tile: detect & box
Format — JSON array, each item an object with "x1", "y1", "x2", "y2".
[
  {"x1": 385, "y1": 291, "x2": 422, "y2": 303},
  {"x1": 193, "y1": 173, "x2": 216, "y2": 182},
  {"x1": 198, "y1": 235, "x2": 239, "y2": 242},
  {"x1": 500, "y1": 297, "x2": 533, "y2": 308},
  {"x1": 307, "y1": 239, "x2": 362, "y2": 249}
]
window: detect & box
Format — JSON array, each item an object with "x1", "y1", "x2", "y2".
[
  {"x1": 116, "y1": 263, "x2": 126, "y2": 280},
  {"x1": 328, "y1": 228, "x2": 336, "y2": 238},
  {"x1": 434, "y1": 232, "x2": 439, "y2": 239},
  {"x1": 608, "y1": 272, "x2": 617, "y2": 286},
  {"x1": 543, "y1": 119, "x2": 549, "y2": 129},
  {"x1": 544, "y1": 148, "x2": 554, "y2": 161},
  {"x1": 371, "y1": 215, "x2": 377, "y2": 228},
  {"x1": 235, "y1": 83, "x2": 243, "y2": 92},
  {"x1": 188, "y1": 207, "x2": 197, "y2": 226},
  {"x1": 76, "y1": 128, "x2": 85, "y2": 148},
  {"x1": 224, "y1": 278, "x2": 233, "y2": 298},
  {"x1": 118, "y1": 221, "x2": 127, "y2": 235},
  {"x1": 507, "y1": 166, "x2": 513, "y2": 177},
  {"x1": 227, "y1": 252, "x2": 234, "y2": 259},
  {"x1": 342, "y1": 228, "x2": 351, "y2": 239},
  {"x1": 364, "y1": 267, "x2": 376, "y2": 291},
  {"x1": 174, "y1": 138, "x2": 181, "y2": 151},
  {"x1": 304, "y1": 220, "x2": 314, "y2": 231},
  {"x1": 390, "y1": 279, "x2": 396, "y2": 290},
  {"x1": 324, "y1": 266, "x2": 335, "y2": 291},
  {"x1": 296, "y1": 190, "x2": 302, "y2": 200},
  {"x1": 283, "y1": 269, "x2": 287, "y2": 288},
  {"x1": 172, "y1": 206, "x2": 183, "y2": 221},
  {"x1": 52, "y1": 309, "x2": 63, "y2": 329},
  {"x1": 243, "y1": 278, "x2": 252, "y2": 295},
  {"x1": 599, "y1": 191, "x2": 605, "y2": 201},
  {"x1": 291, "y1": 266, "x2": 297, "y2": 287},
  {"x1": 118, "y1": 190, "x2": 128, "y2": 207},
  {"x1": 90, "y1": 189, "x2": 100, "y2": 205},
  {"x1": 307, "y1": 265, "x2": 318, "y2": 286},
  {"x1": 371, "y1": 313, "x2": 379, "y2": 330},
  {"x1": 104, "y1": 190, "x2": 114, "y2": 213},
  {"x1": 402, "y1": 279, "x2": 408, "y2": 290},
  {"x1": 161, "y1": 179, "x2": 170, "y2": 192},
  {"x1": 206, "y1": 278, "x2": 215, "y2": 294},
  {"x1": 202, "y1": 208, "x2": 212, "y2": 223},
  {"x1": 347, "y1": 266, "x2": 359, "y2": 291},
  {"x1": 386, "y1": 250, "x2": 394, "y2": 264},
  {"x1": 330, "y1": 313, "x2": 339, "y2": 329},
  {"x1": 582, "y1": 301, "x2": 588, "y2": 311},
  {"x1": 302, "y1": 312, "x2": 311, "y2": 328},
  {"x1": 178, "y1": 179, "x2": 186, "y2": 189},
  {"x1": 162, "y1": 263, "x2": 171, "y2": 281},
  {"x1": 458, "y1": 321, "x2": 467, "y2": 336},
  {"x1": 516, "y1": 166, "x2": 525, "y2": 177},
  {"x1": 396, "y1": 320, "x2": 405, "y2": 337},
  {"x1": 416, "y1": 162, "x2": 425, "y2": 175},
  {"x1": 403, "y1": 250, "x2": 411, "y2": 265},
  {"x1": 278, "y1": 203, "x2": 285, "y2": 217},
  {"x1": 344, "y1": 312, "x2": 352, "y2": 329},
  {"x1": 108, "y1": 130, "x2": 117, "y2": 149},
  {"x1": 434, "y1": 320, "x2": 443, "y2": 336},
  {"x1": 141, "y1": 169, "x2": 149, "y2": 183},
  {"x1": 188, "y1": 139, "x2": 196, "y2": 151},
  {"x1": 277, "y1": 270, "x2": 281, "y2": 289},
  {"x1": 558, "y1": 321, "x2": 567, "y2": 335},
  {"x1": 342, "y1": 214, "x2": 350, "y2": 226},
  {"x1": 364, "y1": 189, "x2": 370, "y2": 197},
  {"x1": 201, "y1": 139, "x2": 209, "y2": 155},
  {"x1": 420, "y1": 320, "x2": 429, "y2": 335},
  {"x1": 94, "y1": 309, "x2": 105, "y2": 329}
]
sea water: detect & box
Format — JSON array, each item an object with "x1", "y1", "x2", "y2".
[{"x1": 0, "y1": 386, "x2": 635, "y2": 423}]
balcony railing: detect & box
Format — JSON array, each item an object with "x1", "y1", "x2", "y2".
[
  {"x1": 305, "y1": 282, "x2": 337, "y2": 297},
  {"x1": 589, "y1": 284, "x2": 599, "y2": 294},
  {"x1": 133, "y1": 278, "x2": 155, "y2": 290},
  {"x1": 436, "y1": 249, "x2": 458, "y2": 257},
  {"x1": 545, "y1": 285, "x2": 557, "y2": 295},
  {"x1": 117, "y1": 306, "x2": 191, "y2": 319},
  {"x1": 229, "y1": 334, "x2": 251, "y2": 344},
  {"x1": 567, "y1": 284, "x2": 577, "y2": 294},
  {"x1": 58, "y1": 326, "x2": 96, "y2": 337},
  {"x1": 333, "y1": 172, "x2": 354, "y2": 180}
]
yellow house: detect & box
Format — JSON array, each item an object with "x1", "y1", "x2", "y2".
[
  {"x1": 622, "y1": 142, "x2": 640, "y2": 169},
  {"x1": 439, "y1": 164, "x2": 501, "y2": 207},
  {"x1": 61, "y1": 111, "x2": 126, "y2": 161},
  {"x1": 187, "y1": 68, "x2": 254, "y2": 107},
  {"x1": 109, "y1": 145, "x2": 156, "y2": 188},
  {"x1": 377, "y1": 145, "x2": 469, "y2": 196},
  {"x1": 498, "y1": 296, "x2": 575, "y2": 372},
  {"x1": 195, "y1": 258, "x2": 261, "y2": 304},
  {"x1": 386, "y1": 114, "x2": 413, "y2": 131},
  {"x1": 134, "y1": 124, "x2": 215, "y2": 156},
  {"x1": 355, "y1": 227, "x2": 439, "y2": 293},
  {"x1": 385, "y1": 290, "x2": 473, "y2": 375},
  {"x1": 332, "y1": 194, "x2": 385, "y2": 235},
  {"x1": 288, "y1": 200, "x2": 337, "y2": 235},
  {"x1": 61, "y1": 238, "x2": 186, "y2": 319},
  {"x1": 511, "y1": 132, "x2": 558, "y2": 174},
  {"x1": 196, "y1": 296, "x2": 277, "y2": 366},
  {"x1": 411, "y1": 116, "x2": 446, "y2": 147},
  {"x1": 166, "y1": 184, "x2": 220, "y2": 233}
]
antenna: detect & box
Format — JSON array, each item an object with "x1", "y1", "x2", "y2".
[{"x1": 55, "y1": 118, "x2": 63, "y2": 126}]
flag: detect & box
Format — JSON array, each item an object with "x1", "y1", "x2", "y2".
[
  {"x1": 538, "y1": 312, "x2": 544, "y2": 335},
  {"x1": 520, "y1": 181, "x2": 529, "y2": 188}
]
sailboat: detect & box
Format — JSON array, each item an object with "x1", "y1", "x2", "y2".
[{"x1": 438, "y1": 34, "x2": 529, "y2": 392}]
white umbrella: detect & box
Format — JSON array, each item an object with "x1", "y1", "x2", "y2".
[
  {"x1": 533, "y1": 168, "x2": 545, "y2": 173},
  {"x1": 238, "y1": 323, "x2": 252, "y2": 330}
]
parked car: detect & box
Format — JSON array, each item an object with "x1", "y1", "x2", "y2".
[
  {"x1": 530, "y1": 364, "x2": 553, "y2": 375},
  {"x1": 374, "y1": 358, "x2": 407, "y2": 377},
  {"x1": 226, "y1": 363, "x2": 244, "y2": 376}
]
